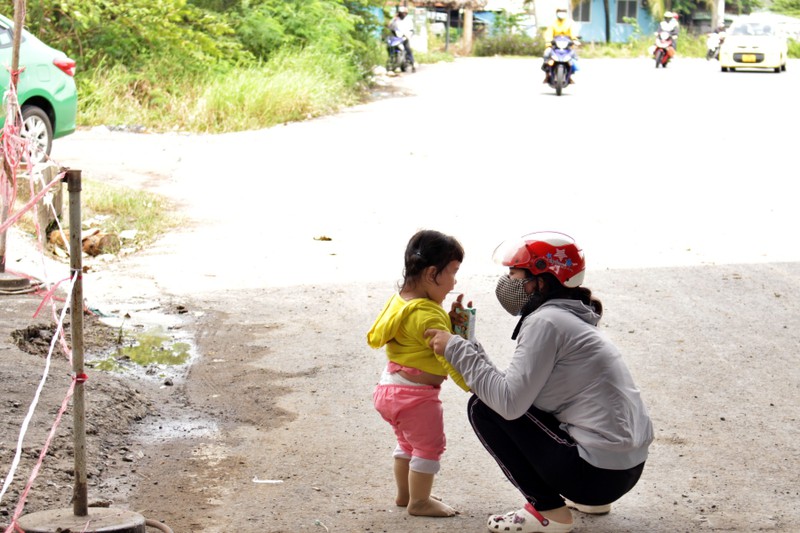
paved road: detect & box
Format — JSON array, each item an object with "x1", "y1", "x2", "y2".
[
  {"x1": 45, "y1": 57, "x2": 800, "y2": 533},
  {"x1": 54, "y1": 57, "x2": 800, "y2": 294}
]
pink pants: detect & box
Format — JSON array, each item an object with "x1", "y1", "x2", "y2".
[{"x1": 373, "y1": 384, "x2": 446, "y2": 474}]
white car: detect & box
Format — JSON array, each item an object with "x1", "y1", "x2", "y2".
[{"x1": 719, "y1": 17, "x2": 788, "y2": 72}]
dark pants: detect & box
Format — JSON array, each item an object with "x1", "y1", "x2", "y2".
[
  {"x1": 401, "y1": 37, "x2": 415, "y2": 64},
  {"x1": 467, "y1": 395, "x2": 645, "y2": 511}
]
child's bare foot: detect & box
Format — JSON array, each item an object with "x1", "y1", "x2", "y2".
[
  {"x1": 407, "y1": 497, "x2": 458, "y2": 517},
  {"x1": 397, "y1": 494, "x2": 442, "y2": 507}
]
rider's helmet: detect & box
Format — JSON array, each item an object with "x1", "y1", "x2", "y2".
[
  {"x1": 556, "y1": 7, "x2": 568, "y2": 19},
  {"x1": 492, "y1": 231, "x2": 586, "y2": 288},
  {"x1": 397, "y1": 5, "x2": 408, "y2": 15},
  {"x1": 664, "y1": 11, "x2": 673, "y2": 21}
]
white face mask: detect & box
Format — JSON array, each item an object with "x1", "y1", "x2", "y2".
[
  {"x1": 557, "y1": 12, "x2": 567, "y2": 20},
  {"x1": 495, "y1": 275, "x2": 532, "y2": 316}
]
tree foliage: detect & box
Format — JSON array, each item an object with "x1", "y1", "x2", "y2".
[
  {"x1": 234, "y1": 0, "x2": 361, "y2": 57},
  {"x1": 645, "y1": 0, "x2": 763, "y2": 27},
  {"x1": 207, "y1": 0, "x2": 383, "y2": 69},
  {"x1": 772, "y1": 0, "x2": 800, "y2": 17},
  {"x1": 0, "y1": 0, "x2": 383, "y2": 74},
  {"x1": 4, "y1": 0, "x2": 249, "y2": 72}
]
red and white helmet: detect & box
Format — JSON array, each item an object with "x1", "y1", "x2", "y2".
[{"x1": 492, "y1": 231, "x2": 586, "y2": 287}]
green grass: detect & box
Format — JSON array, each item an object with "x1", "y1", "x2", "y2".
[
  {"x1": 13, "y1": 176, "x2": 181, "y2": 257},
  {"x1": 77, "y1": 46, "x2": 365, "y2": 133},
  {"x1": 80, "y1": 179, "x2": 182, "y2": 248},
  {"x1": 468, "y1": 31, "x2": 792, "y2": 60},
  {"x1": 789, "y1": 38, "x2": 800, "y2": 57},
  {"x1": 197, "y1": 47, "x2": 362, "y2": 131},
  {"x1": 578, "y1": 33, "x2": 710, "y2": 59},
  {"x1": 414, "y1": 49, "x2": 456, "y2": 64}
]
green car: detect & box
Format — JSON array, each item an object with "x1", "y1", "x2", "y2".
[{"x1": 0, "y1": 13, "x2": 78, "y2": 164}]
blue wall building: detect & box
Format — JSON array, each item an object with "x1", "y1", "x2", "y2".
[{"x1": 571, "y1": 0, "x2": 658, "y2": 42}]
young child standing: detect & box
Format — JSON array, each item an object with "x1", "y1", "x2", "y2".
[{"x1": 367, "y1": 229, "x2": 470, "y2": 518}]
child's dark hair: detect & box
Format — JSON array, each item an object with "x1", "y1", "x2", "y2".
[{"x1": 400, "y1": 230, "x2": 464, "y2": 290}]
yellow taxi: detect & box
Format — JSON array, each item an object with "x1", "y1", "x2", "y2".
[{"x1": 719, "y1": 16, "x2": 788, "y2": 73}]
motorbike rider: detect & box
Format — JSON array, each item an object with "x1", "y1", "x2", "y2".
[
  {"x1": 541, "y1": 7, "x2": 579, "y2": 84},
  {"x1": 658, "y1": 11, "x2": 680, "y2": 51},
  {"x1": 713, "y1": 23, "x2": 726, "y2": 41},
  {"x1": 706, "y1": 23, "x2": 726, "y2": 59},
  {"x1": 389, "y1": 6, "x2": 416, "y2": 72}
]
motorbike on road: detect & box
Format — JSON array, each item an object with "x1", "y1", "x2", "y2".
[
  {"x1": 544, "y1": 35, "x2": 577, "y2": 96},
  {"x1": 650, "y1": 31, "x2": 675, "y2": 68},
  {"x1": 706, "y1": 30, "x2": 725, "y2": 60},
  {"x1": 386, "y1": 35, "x2": 413, "y2": 73}
]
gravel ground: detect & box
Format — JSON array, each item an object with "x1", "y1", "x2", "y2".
[{"x1": 2, "y1": 58, "x2": 799, "y2": 532}]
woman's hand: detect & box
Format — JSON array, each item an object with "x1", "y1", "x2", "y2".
[{"x1": 425, "y1": 328, "x2": 453, "y2": 356}]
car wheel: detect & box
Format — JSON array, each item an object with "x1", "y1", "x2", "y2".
[
  {"x1": 721, "y1": 66, "x2": 728, "y2": 72},
  {"x1": 21, "y1": 105, "x2": 53, "y2": 166}
]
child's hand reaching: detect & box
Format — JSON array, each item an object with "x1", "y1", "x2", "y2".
[{"x1": 448, "y1": 293, "x2": 473, "y2": 328}]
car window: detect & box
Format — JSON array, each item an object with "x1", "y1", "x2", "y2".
[
  {"x1": 731, "y1": 22, "x2": 778, "y2": 36},
  {"x1": 731, "y1": 24, "x2": 752, "y2": 35},
  {"x1": 0, "y1": 25, "x2": 12, "y2": 48}
]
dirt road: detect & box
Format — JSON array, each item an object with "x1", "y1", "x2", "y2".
[{"x1": 2, "y1": 58, "x2": 799, "y2": 532}]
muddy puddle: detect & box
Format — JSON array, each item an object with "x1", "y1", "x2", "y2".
[
  {"x1": 87, "y1": 304, "x2": 199, "y2": 385},
  {"x1": 91, "y1": 304, "x2": 222, "y2": 446}
]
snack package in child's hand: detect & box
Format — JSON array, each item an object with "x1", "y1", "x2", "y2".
[{"x1": 454, "y1": 307, "x2": 476, "y2": 342}]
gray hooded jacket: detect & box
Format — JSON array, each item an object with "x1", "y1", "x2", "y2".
[{"x1": 444, "y1": 298, "x2": 653, "y2": 470}]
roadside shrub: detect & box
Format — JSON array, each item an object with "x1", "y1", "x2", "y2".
[
  {"x1": 19, "y1": 0, "x2": 250, "y2": 72},
  {"x1": 474, "y1": 33, "x2": 544, "y2": 56},
  {"x1": 414, "y1": 49, "x2": 456, "y2": 64},
  {"x1": 580, "y1": 32, "x2": 711, "y2": 58},
  {"x1": 195, "y1": 45, "x2": 363, "y2": 132},
  {"x1": 76, "y1": 44, "x2": 364, "y2": 133},
  {"x1": 233, "y1": 0, "x2": 359, "y2": 58},
  {"x1": 673, "y1": 32, "x2": 709, "y2": 58},
  {"x1": 472, "y1": 9, "x2": 543, "y2": 56},
  {"x1": 789, "y1": 38, "x2": 800, "y2": 58}
]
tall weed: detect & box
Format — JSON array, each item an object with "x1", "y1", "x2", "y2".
[
  {"x1": 473, "y1": 34, "x2": 544, "y2": 56},
  {"x1": 788, "y1": 38, "x2": 800, "y2": 57},
  {"x1": 76, "y1": 47, "x2": 363, "y2": 133},
  {"x1": 196, "y1": 47, "x2": 363, "y2": 131}
]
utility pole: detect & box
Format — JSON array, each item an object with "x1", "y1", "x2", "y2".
[{"x1": 713, "y1": 0, "x2": 726, "y2": 28}]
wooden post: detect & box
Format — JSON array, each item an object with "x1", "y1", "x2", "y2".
[
  {"x1": 67, "y1": 169, "x2": 88, "y2": 517},
  {"x1": 11, "y1": 0, "x2": 23, "y2": 82},
  {"x1": 35, "y1": 164, "x2": 64, "y2": 249},
  {"x1": 445, "y1": 10, "x2": 451, "y2": 52},
  {"x1": 0, "y1": 177, "x2": 8, "y2": 273},
  {"x1": 0, "y1": 0, "x2": 25, "y2": 273}
]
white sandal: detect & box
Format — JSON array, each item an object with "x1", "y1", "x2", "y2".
[
  {"x1": 564, "y1": 498, "x2": 612, "y2": 515},
  {"x1": 487, "y1": 503, "x2": 574, "y2": 532}
]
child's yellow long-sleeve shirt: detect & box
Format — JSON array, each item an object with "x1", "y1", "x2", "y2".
[{"x1": 367, "y1": 293, "x2": 469, "y2": 392}]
